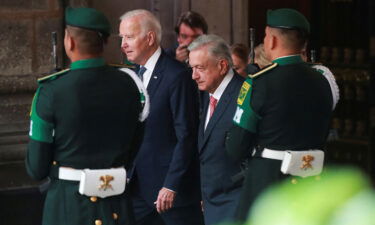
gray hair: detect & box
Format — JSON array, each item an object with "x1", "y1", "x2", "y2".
[
  {"x1": 119, "y1": 9, "x2": 162, "y2": 44},
  {"x1": 188, "y1": 34, "x2": 233, "y2": 66}
]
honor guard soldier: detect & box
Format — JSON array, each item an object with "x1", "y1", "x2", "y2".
[
  {"x1": 226, "y1": 8, "x2": 333, "y2": 222},
  {"x1": 26, "y1": 7, "x2": 148, "y2": 225}
]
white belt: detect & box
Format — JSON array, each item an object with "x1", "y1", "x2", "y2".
[
  {"x1": 58, "y1": 167, "x2": 127, "y2": 198},
  {"x1": 261, "y1": 148, "x2": 285, "y2": 160},
  {"x1": 259, "y1": 148, "x2": 324, "y2": 177},
  {"x1": 58, "y1": 167, "x2": 82, "y2": 181}
]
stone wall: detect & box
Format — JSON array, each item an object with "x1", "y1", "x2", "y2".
[
  {"x1": 0, "y1": 0, "x2": 93, "y2": 164},
  {"x1": 0, "y1": 0, "x2": 66, "y2": 167}
]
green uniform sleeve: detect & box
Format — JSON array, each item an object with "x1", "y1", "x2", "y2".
[
  {"x1": 226, "y1": 77, "x2": 260, "y2": 162},
  {"x1": 225, "y1": 125, "x2": 256, "y2": 163},
  {"x1": 29, "y1": 86, "x2": 54, "y2": 143},
  {"x1": 26, "y1": 140, "x2": 53, "y2": 180},
  {"x1": 26, "y1": 85, "x2": 54, "y2": 180},
  {"x1": 233, "y1": 78, "x2": 261, "y2": 132}
]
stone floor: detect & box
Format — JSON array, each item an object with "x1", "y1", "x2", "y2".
[{"x1": 0, "y1": 161, "x2": 45, "y2": 225}]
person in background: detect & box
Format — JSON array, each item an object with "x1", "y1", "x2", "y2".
[
  {"x1": 166, "y1": 11, "x2": 208, "y2": 63},
  {"x1": 188, "y1": 34, "x2": 245, "y2": 225},
  {"x1": 26, "y1": 7, "x2": 146, "y2": 225},
  {"x1": 254, "y1": 43, "x2": 271, "y2": 69},
  {"x1": 226, "y1": 8, "x2": 333, "y2": 222},
  {"x1": 231, "y1": 43, "x2": 249, "y2": 78},
  {"x1": 119, "y1": 9, "x2": 203, "y2": 225}
]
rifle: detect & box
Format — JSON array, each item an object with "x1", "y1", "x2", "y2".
[
  {"x1": 310, "y1": 49, "x2": 317, "y2": 63},
  {"x1": 249, "y1": 28, "x2": 255, "y2": 64},
  {"x1": 51, "y1": 31, "x2": 61, "y2": 72},
  {"x1": 247, "y1": 28, "x2": 259, "y2": 74}
]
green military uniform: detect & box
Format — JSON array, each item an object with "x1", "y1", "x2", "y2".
[
  {"x1": 26, "y1": 7, "x2": 144, "y2": 225},
  {"x1": 226, "y1": 8, "x2": 333, "y2": 222}
]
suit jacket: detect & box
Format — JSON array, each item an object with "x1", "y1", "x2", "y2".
[
  {"x1": 198, "y1": 72, "x2": 244, "y2": 225},
  {"x1": 132, "y1": 51, "x2": 201, "y2": 207},
  {"x1": 164, "y1": 42, "x2": 178, "y2": 59}
]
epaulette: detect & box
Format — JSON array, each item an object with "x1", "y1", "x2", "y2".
[
  {"x1": 37, "y1": 69, "x2": 70, "y2": 83},
  {"x1": 249, "y1": 63, "x2": 278, "y2": 79},
  {"x1": 109, "y1": 63, "x2": 136, "y2": 69},
  {"x1": 307, "y1": 62, "x2": 323, "y2": 66}
]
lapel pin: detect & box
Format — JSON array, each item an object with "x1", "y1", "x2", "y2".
[{"x1": 153, "y1": 76, "x2": 158, "y2": 79}]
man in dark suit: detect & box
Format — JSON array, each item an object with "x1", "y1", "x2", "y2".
[
  {"x1": 119, "y1": 9, "x2": 203, "y2": 225},
  {"x1": 26, "y1": 7, "x2": 144, "y2": 225},
  {"x1": 226, "y1": 8, "x2": 333, "y2": 222},
  {"x1": 188, "y1": 34, "x2": 244, "y2": 225}
]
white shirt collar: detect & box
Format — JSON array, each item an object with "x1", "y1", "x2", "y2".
[
  {"x1": 210, "y1": 69, "x2": 234, "y2": 101},
  {"x1": 204, "y1": 69, "x2": 234, "y2": 129},
  {"x1": 142, "y1": 47, "x2": 162, "y2": 87}
]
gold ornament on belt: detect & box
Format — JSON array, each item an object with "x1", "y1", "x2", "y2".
[
  {"x1": 99, "y1": 175, "x2": 114, "y2": 190},
  {"x1": 301, "y1": 155, "x2": 314, "y2": 170}
]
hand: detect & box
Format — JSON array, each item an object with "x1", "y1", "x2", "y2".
[
  {"x1": 154, "y1": 187, "x2": 176, "y2": 213},
  {"x1": 175, "y1": 45, "x2": 189, "y2": 62}
]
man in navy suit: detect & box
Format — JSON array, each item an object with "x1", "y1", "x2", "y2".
[
  {"x1": 188, "y1": 34, "x2": 245, "y2": 225},
  {"x1": 119, "y1": 9, "x2": 203, "y2": 225}
]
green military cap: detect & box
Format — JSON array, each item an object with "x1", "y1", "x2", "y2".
[
  {"x1": 65, "y1": 7, "x2": 111, "y2": 36},
  {"x1": 267, "y1": 8, "x2": 310, "y2": 33}
]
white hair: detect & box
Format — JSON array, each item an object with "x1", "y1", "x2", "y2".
[
  {"x1": 119, "y1": 9, "x2": 162, "y2": 44},
  {"x1": 188, "y1": 34, "x2": 233, "y2": 66}
]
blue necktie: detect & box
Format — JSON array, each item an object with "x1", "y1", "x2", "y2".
[{"x1": 138, "y1": 66, "x2": 146, "y2": 81}]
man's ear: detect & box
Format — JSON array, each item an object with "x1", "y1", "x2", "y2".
[
  {"x1": 69, "y1": 36, "x2": 76, "y2": 51},
  {"x1": 270, "y1": 34, "x2": 277, "y2": 50},
  {"x1": 218, "y1": 59, "x2": 229, "y2": 76},
  {"x1": 65, "y1": 33, "x2": 75, "y2": 52},
  {"x1": 147, "y1": 31, "x2": 156, "y2": 46}
]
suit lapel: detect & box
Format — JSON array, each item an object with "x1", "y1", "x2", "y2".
[
  {"x1": 199, "y1": 75, "x2": 239, "y2": 152},
  {"x1": 146, "y1": 52, "x2": 165, "y2": 97},
  {"x1": 198, "y1": 93, "x2": 209, "y2": 150}
]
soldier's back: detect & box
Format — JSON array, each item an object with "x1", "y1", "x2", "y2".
[{"x1": 253, "y1": 62, "x2": 333, "y2": 150}]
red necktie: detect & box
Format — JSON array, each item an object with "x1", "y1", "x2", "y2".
[{"x1": 209, "y1": 96, "x2": 218, "y2": 118}]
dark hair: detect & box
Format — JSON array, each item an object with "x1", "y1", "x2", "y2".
[
  {"x1": 66, "y1": 25, "x2": 108, "y2": 55},
  {"x1": 231, "y1": 43, "x2": 249, "y2": 63},
  {"x1": 174, "y1": 11, "x2": 208, "y2": 34},
  {"x1": 274, "y1": 27, "x2": 309, "y2": 51}
]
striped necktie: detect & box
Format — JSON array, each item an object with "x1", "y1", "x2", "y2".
[
  {"x1": 209, "y1": 96, "x2": 218, "y2": 118},
  {"x1": 138, "y1": 66, "x2": 146, "y2": 81}
]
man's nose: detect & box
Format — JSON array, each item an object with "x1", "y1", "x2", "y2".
[
  {"x1": 121, "y1": 38, "x2": 127, "y2": 48},
  {"x1": 183, "y1": 38, "x2": 194, "y2": 46},
  {"x1": 192, "y1": 69, "x2": 199, "y2": 80}
]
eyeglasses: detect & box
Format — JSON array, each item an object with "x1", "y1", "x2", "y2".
[{"x1": 178, "y1": 33, "x2": 201, "y2": 40}]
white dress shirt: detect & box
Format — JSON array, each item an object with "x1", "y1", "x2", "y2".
[
  {"x1": 142, "y1": 47, "x2": 162, "y2": 88},
  {"x1": 204, "y1": 69, "x2": 234, "y2": 129}
]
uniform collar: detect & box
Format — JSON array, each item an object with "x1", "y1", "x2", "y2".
[
  {"x1": 70, "y1": 57, "x2": 106, "y2": 70},
  {"x1": 272, "y1": 54, "x2": 304, "y2": 65}
]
